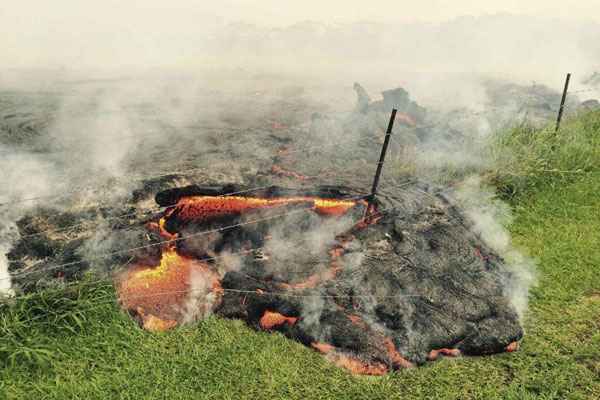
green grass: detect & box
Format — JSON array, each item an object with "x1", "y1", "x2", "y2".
[
  {"x1": 2, "y1": 112, "x2": 600, "y2": 399},
  {"x1": 489, "y1": 110, "x2": 600, "y2": 199}
]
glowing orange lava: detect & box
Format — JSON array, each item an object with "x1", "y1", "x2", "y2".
[
  {"x1": 427, "y1": 347, "x2": 461, "y2": 361},
  {"x1": 114, "y1": 187, "x2": 521, "y2": 373},
  {"x1": 311, "y1": 342, "x2": 389, "y2": 375},
  {"x1": 117, "y1": 247, "x2": 222, "y2": 332},
  {"x1": 147, "y1": 217, "x2": 177, "y2": 240},
  {"x1": 280, "y1": 243, "x2": 348, "y2": 290},
  {"x1": 167, "y1": 195, "x2": 361, "y2": 226},
  {"x1": 506, "y1": 341, "x2": 519, "y2": 352},
  {"x1": 383, "y1": 338, "x2": 414, "y2": 369},
  {"x1": 259, "y1": 310, "x2": 298, "y2": 330},
  {"x1": 346, "y1": 314, "x2": 414, "y2": 369}
]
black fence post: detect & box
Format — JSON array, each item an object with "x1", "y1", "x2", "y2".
[
  {"x1": 366, "y1": 109, "x2": 397, "y2": 213},
  {"x1": 555, "y1": 73, "x2": 571, "y2": 132}
]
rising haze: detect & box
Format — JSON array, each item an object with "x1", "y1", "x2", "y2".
[{"x1": 1, "y1": 1, "x2": 599, "y2": 85}]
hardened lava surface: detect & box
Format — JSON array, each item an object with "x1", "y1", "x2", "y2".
[{"x1": 116, "y1": 184, "x2": 523, "y2": 374}]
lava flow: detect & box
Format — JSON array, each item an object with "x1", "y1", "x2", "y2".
[
  {"x1": 311, "y1": 342, "x2": 389, "y2": 376},
  {"x1": 117, "y1": 247, "x2": 222, "y2": 332},
  {"x1": 114, "y1": 185, "x2": 522, "y2": 375},
  {"x1": 259, "y1": 310, "x2": 298, "y2": 330},
  {"x1": 162, "y1": 195, "x2": 362, "y2": 232},
  {"x1": 270, "y1": 165, "x2": 312, "y2": 181},
  {"x1": 117, "y1": 191, "x2": 366, "y2": 333}
]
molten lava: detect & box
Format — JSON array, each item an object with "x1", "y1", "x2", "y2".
[
  {"x1": 383, "y1": 338, "x2": 414, "y2": 369},
  {"x1": 118, "y1": 193, "x2": 363, "y2": 333},
  {"x1": 259, "y1": 310, "x2": 298, "y2": 330},
  {"x1": 345, "y1": 314, "x2": 414, "y2": 370},
  {"x1": 165, "y1": 195, "x2": 360, "y2": 228},
  {"x1": 147, "y1": 217, "x2": 177, "y2": 240},
  {"x1": 427, "y1": 348, "x2": 461, "y2": 361},
  {"x1": 311, "y1": 342, "x2": 389, "y2": 376},
  {"x1": 280, "y1": 238, "x2": 353, "y2": 290},
  {"x1": 506, "y1": 341, "x2": 519, "y2": 352},
  {"x1": 114, "y1": 186, "x2": 520, "y2": 375},
  {"x1": 117, "y1": 247, "x2": 222, "y2": 332}
]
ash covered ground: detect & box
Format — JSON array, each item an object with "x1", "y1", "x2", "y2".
[{"x1": 0, "y1": 76, "x2": 554, "y2": 373}]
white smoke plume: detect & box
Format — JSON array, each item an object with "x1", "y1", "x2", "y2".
[
  {"x1": 181, "y1": 267, "x2": 220, "y2": 324},
  {"x1": 0, "y1": 219, "x2": 18, "y2": 298},
  {"x1": 454, "y1": 176, "x2": 537, "y2": 319},
  {"x1": 0, "y1": 151, "x2": 57, "y2": 296}
]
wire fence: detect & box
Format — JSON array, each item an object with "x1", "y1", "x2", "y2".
[
  {"x1": 4, "y1": 213, "x2": 394, "y2": 304},
  {"x1": 2, "y1": 202, "x2": 423, "y2": 332},
  {"x1": 4, "y1": 181, "x2": 501, "y2": 305},
  {"x1": 13, "y1": 183, "x2": 288, "y2": 240},
  {"x1": 2, "y1": 75, "x2": 595, "y2": 310},
  {"x1": 2, "y1": 193, "x2": 374, "y2": 284},
  {"x1": 0, "y1": 121, "x2": 563, "y2": 232},
  {"x1": 11, "y1": 165, "x2": 404, "y2": 240},
  {"x1": 568, "y1": 87, "x2": 600, "y2": 95},
  {"x1": 3, "y1": 203, "x2": 461, "y2": 333}
]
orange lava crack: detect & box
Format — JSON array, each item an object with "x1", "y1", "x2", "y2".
[
  {"x1": 506, "y1": 341, "x2": 519, "y2": 352},
  {"x1": 427, "y1": 348, "x2": 462, "y2": 361},
  {"x1": 259, "y1": 310, "x2": 298, "y2": 330},
  {"x1": 169, "y1": 195, "x2": 360, "y2": 226},
  {"x1": 270, "y1": 165, "x2": 312, "y2": 181},
  {"x1": 311, "y1": 342, "x2": 389, "y2": 375}
]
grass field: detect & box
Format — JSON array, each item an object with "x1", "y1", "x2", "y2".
[{"x1": 1, "y1": 112, "x2": 599, "y2": 399}]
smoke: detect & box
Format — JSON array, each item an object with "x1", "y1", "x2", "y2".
[
  {"x1": 48, "y1": 91, "x2": 135, "y2": 178},
  {"x1": 2, "y1": 13, "x2": 600, "y2": 95},
  {"x1": 264, "y1": 211, "x2": 370, "y2": 340},
  {"x1": 216, "y1": 250, "x2": 244, "y2": 275},
  {"x1": 262, "y1": 212, "x2": 357, "y2": 281},
  {"x1": 0, "y1": 151, "x2": 57, "y2": 296},
  {"x1": 454, "y1": 176, "x2": 537, "y2": 319},
  {"x1": 0, "y1": 84, "x2": 165, "y2": 294},
  {"x1": 0, "y1": 218, "x2": 18, "y2": 298},
  {"x1": 181, "y1": 267, "x2": 220, "y2": 324}
]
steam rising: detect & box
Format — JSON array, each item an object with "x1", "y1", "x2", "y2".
[
  {"x1": 0, "y1": 152, "x2": 56, "y2": 296},
  {"x1": 0, "y1": 219, "x2": 17, "y2": 298},
  {"x1": 455, "y1": 177, "x2": 537, "y2": 318}
]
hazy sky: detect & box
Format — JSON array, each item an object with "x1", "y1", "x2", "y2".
[
  {"x1": 209, "y1": 0, "x2": 599, "y2": 24},
  {"x1": 2, "y1": 1, "x2": 600, "y2": 69},
  {"x1": 3, "y1": 1, "x2": 600, "y2": 26}
]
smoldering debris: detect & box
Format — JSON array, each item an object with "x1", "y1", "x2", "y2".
[
  {"x1": 143, "y1": 184, "x2": 524, "y2": 373},
  {"x1": 7, "y1": 181, "x2": 526, "y2": 374}
]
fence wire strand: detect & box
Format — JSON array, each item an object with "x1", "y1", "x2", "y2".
[{"x1": 2, "y1": 193, "x2": 372, "y2": 283}]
